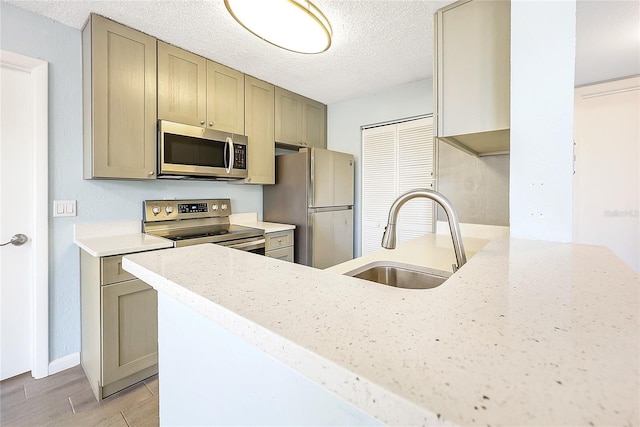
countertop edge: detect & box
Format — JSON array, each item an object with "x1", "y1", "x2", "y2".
[
  {"x1": 122, "y1": 254, "x2": 444, "y2": 425},
  {"x1": 74, "y1": 234, "x2": 173, "y2": 257},
  {"x1": 121, "y1": 236, "x2": 640, "y2": 426}
]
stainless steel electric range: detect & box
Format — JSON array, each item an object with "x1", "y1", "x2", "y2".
[{"x1": 142, "y1": 199, "x2": 265, "y2": 254}]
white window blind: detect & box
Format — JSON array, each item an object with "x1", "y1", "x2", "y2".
[{"x1": 361, "y1": 117, "x2": 435, "y2": 255}]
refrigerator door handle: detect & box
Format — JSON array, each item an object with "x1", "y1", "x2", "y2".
[{"x1": 308, "y1": 206, "x2": 353, "y2": 213}]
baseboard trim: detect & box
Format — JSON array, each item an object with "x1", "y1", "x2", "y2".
[{"x1": 48, "y1": 352, "x2": 80, "y2": 375}]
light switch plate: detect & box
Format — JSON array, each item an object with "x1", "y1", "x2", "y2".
[{"x1": 53, "y1": 200, "x2": 77, "y2": 217}]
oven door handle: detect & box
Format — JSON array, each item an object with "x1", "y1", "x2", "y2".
[{"x1": 223, "y1": 238, "x2": 265, "y2": 251}]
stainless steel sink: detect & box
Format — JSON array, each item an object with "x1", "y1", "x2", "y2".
[{"x1": 344, "y1": 261, "x2": 451, "y2": 289}]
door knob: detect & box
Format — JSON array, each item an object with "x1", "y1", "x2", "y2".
[{"x1": 1, "y1": 233, "x2": 28, "y2": 247}]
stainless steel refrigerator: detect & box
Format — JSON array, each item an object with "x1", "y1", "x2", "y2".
[{"x1": 264, "y1": 147, "x2": 354, "y2": 269}]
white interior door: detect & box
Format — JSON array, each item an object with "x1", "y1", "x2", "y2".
[
  {"x1": 0, "y1": 50, "x2": 49, "y2": 380},
  {"x1": 573, "y1": 77, "x2": 639, "y2": 273}
]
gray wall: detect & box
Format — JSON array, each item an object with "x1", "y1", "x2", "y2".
[
  {"x1": 1, "y1": 3, "x2": 263, "y2": 362},
  {"x1": 437, "y1": 142, "x2": 510, "y2": 226},
  {"x1": 327, "y1": 79, "x2": 433, "y2": 257}
]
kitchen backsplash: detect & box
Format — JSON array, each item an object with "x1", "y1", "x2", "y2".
[{"x1": 437, "y1": 140, "x2": 510, "y2": 226}]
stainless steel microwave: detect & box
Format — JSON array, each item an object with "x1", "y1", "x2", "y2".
[{"x1": 158, "y1": 120, "x2": 248, "y2": 180}]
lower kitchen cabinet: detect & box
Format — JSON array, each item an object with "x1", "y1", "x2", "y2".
[
  {"x1": 80, "y1": 250, "x2": 158, "y2": 401},
  {"x1": 265, "y1": 230, "x2": 294, "y2": 262}
]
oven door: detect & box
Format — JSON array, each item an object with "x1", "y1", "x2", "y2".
[
  {"x1": 158, "y1": 120, "x2": 248, "y2": 179},
  {"x1": 216, "y1": 237, "x2": 266, "y2": 255}
]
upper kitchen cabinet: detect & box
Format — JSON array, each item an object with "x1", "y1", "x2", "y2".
[
  {"x1": 434, "y1": 0, "x2": 510, "y2": 156},
  {"x1": 157, "y1": 41, "x2": 207, "y2": 127},
  {"x1": 207, "y1": 61, "x2": 245, "y2": 134},
  {"x1": 243, "y1": 76, "x2": 275, "y2": 184},
  {"x1": 82, "y1": 14, "x2": 157, "y2": 179},
  {"x1": 275, "y1": 87, "x2": 326, "y2": 149},
  {"x1": 304, "y1": 98, "x2": 327, "y2": 148},
  {"x1": 158, "y1": 42, "x2": 245, "y2": 134}
]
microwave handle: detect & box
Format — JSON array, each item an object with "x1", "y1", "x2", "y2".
[{"x1": 225, "y1": 136, "x2": 234, "y2": 174}]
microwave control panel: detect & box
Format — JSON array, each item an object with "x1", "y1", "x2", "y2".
[{"x1": 233, "y1": 145, "x2": 247, "y2": 170}]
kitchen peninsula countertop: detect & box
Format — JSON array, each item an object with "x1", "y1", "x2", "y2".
[
  {"x1": 122, "y1": 235, "x2": 639, "y2": 426},
  {"x1": 74, "y1": 220, "x2": 172, "y2": 257},
  {"x1": 229, "y1": 212, "x2": 295, "y2": 233}
]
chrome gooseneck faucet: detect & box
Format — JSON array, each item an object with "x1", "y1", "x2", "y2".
[{"x1": 381, "y1": 189, "x2": 467, "y2": 272}]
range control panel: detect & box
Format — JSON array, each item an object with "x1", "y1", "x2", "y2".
[
  {"x1": 178, "y1": 202, "x2": 208, "y2": 214},
  {"x1": 143, "y1": 199, "x2": 231, "y2": 222}
]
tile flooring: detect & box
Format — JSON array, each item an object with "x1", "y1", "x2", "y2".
[{"x1": 0, "y1": 366, "x2": 159, "y2": 426}]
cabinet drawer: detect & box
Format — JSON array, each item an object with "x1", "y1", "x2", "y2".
[
  {"x1": 265, "y1": 246, "x2": 294, "y2": 263},
  {"x1": 265, "y1": 230, "x2": 293, "y2": 251},
  {"x1": 102, "y1": 255, "x2": 136, "y2": 285}
]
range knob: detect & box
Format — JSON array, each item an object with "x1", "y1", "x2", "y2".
[
  {"x1": 152, "y1": 206, "x2": 161, "y2": 216},
  {"x1": 165, "y1": 206, "x2": 173, "y2": 214},
  {"x1": 211, "y1": 204, "x2": 218, "y2": 211},
  {"x1": 221, "y1": 203, "x2": 228, "y2": 211}
]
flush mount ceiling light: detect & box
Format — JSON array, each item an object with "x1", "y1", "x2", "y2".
[{"x1": 224, "y1": 0, "x2": 332, "y2": 54}]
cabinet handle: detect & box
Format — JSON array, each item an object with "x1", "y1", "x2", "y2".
[
  {"x1": 209, "y1": 122, "x2": 214, "y2": 127},
  {"x1": 148, "y1": 171, "x2": 154, "y2": 176},
  {"x1": 200, "y1": 120, "x2": 205, "y2": 125}
]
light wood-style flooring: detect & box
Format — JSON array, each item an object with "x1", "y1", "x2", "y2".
[{"x1": 0, "y1": 366, "x2": 159, "y2": 426}]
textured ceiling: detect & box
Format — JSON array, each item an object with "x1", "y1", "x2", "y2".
[{"x1": 3, "y1": 0, "x2": 639, "y2": 104}]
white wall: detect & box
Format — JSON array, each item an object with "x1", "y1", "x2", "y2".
[
  {"x1": 573, "y1": 77, "x2": 639, "y2": 273},
  {"x1": 0, "y1": 3, "x2": 263, "y2": 362},
  {"x1": 327, "y1": 79, "x2": 433, "y2": 257},
  {"x1": 509, "y1": 0, "x2": 576, "y2": 241}
]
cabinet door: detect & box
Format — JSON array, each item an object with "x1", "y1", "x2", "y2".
[
  {"x1": 275, "y1": 87, "x2": 304, "y2": 145},
  {"x1": 206, "y1": 61, "x2": 244, "y2": 134},
  {"x1": 244, "y1": 76, "x2": 275, "y2": 184},
  {"x1": 157, "y1": 41, "x2": 207, "y2": 126},
  {"x1": 435, "y1": 0, "x2": 510, "y2": 154},
  {"x1": 102, "y1": 279, "x2": 158, "y2": 386},
  {"x1": 304, "y1": 99, "x2": 327, "y2": 148},
  {"x1": 86, "y1": 14, "x2": 157, "y2": 179}
]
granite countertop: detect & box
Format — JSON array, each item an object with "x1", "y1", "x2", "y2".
[
  {"x1": 73, "y1": 220, "x2": 173, "y2": 257},
  {"x1": 122, "y1": 235, "x2": 639, "y2": 426},
  {"x1": 230, "y1": 212, "x2": 295, "y2": 233}
]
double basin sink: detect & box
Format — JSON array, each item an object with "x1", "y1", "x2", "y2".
[{"x1": 344, "y1": 261, "x2": 451, "y2": 289}]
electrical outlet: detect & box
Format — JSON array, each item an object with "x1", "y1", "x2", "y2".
[{"x1": 53, "y1": 200, "x2": 77, "y2": 217}]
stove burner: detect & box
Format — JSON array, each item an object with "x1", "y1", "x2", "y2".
[{"x1": 166, "y1": 226, "x2": 250, "y2": 242}]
